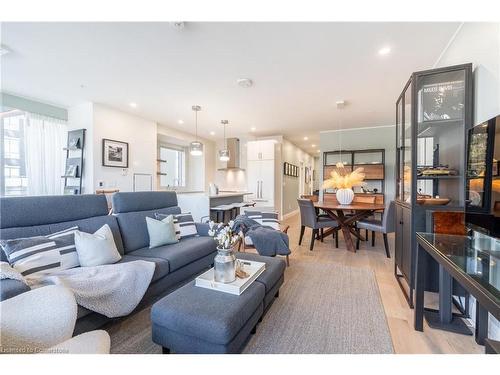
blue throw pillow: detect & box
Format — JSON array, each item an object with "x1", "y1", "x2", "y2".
[{"x1": 146, "y1": 215, "x2": 178, "y2": 249}]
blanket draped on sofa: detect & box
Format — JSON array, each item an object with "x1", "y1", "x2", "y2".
[{"x1": 27, "y1": 260, "x2": 155, "y2": 318}]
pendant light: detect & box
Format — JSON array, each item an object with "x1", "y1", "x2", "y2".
[
  {"x1": 190, "y1": 105, "x2": 203, "y2": 156},
  {"x1": 218, "y1": 120, "x2": 230, "y2": 162}
]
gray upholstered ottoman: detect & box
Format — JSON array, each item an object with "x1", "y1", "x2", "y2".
[
  {"x1": 236, "y1": 253, "x2": 286, "y2": 310},
  {"x1": 151, "y1": 280, "x2": 265, "y2": 354}
]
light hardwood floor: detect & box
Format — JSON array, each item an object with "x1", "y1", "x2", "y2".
[{"x1": 277, "y1": 212, "x2": 483, "y2": 354}]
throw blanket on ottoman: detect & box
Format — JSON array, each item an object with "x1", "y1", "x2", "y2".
[
  {"x1": 232, "y1": 216, "x2": 290, "y2": 257},
  {"x1": 27, "y1": 260, "x2": 155, "y2": 318}
]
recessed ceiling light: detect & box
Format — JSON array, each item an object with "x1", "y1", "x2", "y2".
[
  {"x1": 129, "y1": 102, "x2": 137, "y2": 108},
  {"x1": 378, "y1": 46, "x2": 391, "y2": 56},
  {"x1": 210, "y1": 131, "x2": 215, "y2": 136},
  {"x1": 311, "y1": 144, "x2": 316, "y2": 148},
  {"x1": 303, "y1": 136, "x2": 309, "y2": 141},
  {"x1": 237, "y1": 78, "x2": 254, "y2": 88},
  {"x1": 170, "y1": 22, "x2": 185, "y2": 30},
  {"x1": 178, "y1": 119, "x2": 184, "y2": 124},
  {"x1": 250, "y1": 127, "x2": 256, "y2": 132}
]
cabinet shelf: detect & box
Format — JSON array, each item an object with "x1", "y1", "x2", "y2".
[{"x1": 417, "y1": 175, "x2": 461, "y2": 180}]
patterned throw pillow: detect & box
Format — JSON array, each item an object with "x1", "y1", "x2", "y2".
[
  {"x1": 260, "y1": 212, "x2": 280, "y2": 230},
  {"x1": 0, "y1": 226, "x2": 80, "y2": 278},
  {"x1": 155, "y1": 213, "x2": 198, "y2": 240},
  {"x1": 242, "y1": 211, "x2": 280, "y2": 245}
]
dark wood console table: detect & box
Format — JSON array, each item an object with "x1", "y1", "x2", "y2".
[{"x1": 415, "y1": 233, "x2": 500, "y2": 351}]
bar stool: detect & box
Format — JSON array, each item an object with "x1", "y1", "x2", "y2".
[
  {"x1": 210, "y1": 204, "x2": 236, "y2": 223},
  {"x1": 231, "y1": 201, "x2": 256, "y2": 218}
]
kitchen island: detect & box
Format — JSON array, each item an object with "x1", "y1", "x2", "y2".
[{"x1": 176, "y1": 191, "x2": 253, "y2": 222}]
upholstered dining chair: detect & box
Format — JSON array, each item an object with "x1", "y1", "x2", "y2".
[
  {"x1": 355, "y1": 200, "x2": 395, "y2": 258},
  {"x1": 297, "y1": 198, "x2": 339, "y2": 251}
]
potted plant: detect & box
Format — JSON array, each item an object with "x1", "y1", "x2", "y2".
[
  {"x1": 322, "y1": 162, "x2": 366, "y2": 205},
  {"x1": 208, "y1": 221, "x2": 240, "y2": 283}
]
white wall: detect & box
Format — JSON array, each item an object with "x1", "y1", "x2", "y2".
[
  {"x1": 281, "y1": 139, "x2": 315, "y2": 215},
  {"x1": 68, "y1": 103, "x2": 158, "y2": 193},
  {"x1": 435, "y1": 21, "x2": 500, "y2": 340},
  {"x1": 92, "y1": 104, "x2": 157, "y2": 192},
  {"x1": 435, "y1": 22, "x2": 500, "y2": 125},
  {"x1": 157, "y1": 124, "x2": 215, "y2": 192},
  {"x1": 319, "y1": 125, "x2": 396, "y2": 201}
]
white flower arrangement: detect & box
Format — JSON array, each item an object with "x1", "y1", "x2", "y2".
[{"x1": 208, "y1": 220, "x2": 240, "y2": 249}]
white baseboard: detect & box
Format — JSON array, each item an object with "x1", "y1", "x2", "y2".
[{"x1": 281, "y1": 209, "x2": 299, "y2": 221}]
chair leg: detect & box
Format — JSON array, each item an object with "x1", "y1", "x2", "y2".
[
  {"x1": 310, "y1": 229, "x2": 317, "y2": 251},
  {"x1": 298, "y1": 225, "x2": 305, "y2": 245},
  {"x1": 320, "y1": 228, "x2": 324, "y2": 242},
  {"x1": 383, "y1": 233, "x2": 390, "y2": 258},
  {"x1": 335, "y1": 230, "x2": 339, "y2": 248},
  {"x1": 365, "y1": 229, "x2": 368, "y2": 239},
  {"x1": 371, "y1": 231, "x2": 375, "y2": 247},
  {"x1": 356, "y1": 228, "x2": 360, "y2": 250}
]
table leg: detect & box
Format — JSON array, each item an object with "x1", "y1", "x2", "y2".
[
  {"x1": 414, "y1": 242, "x2": 426, "y2": 332},
  {"x1": 439, "y1": 266, "x2": 453, "y2": 324},
  {"x1": 423, "y1": 266, "x2": 472, "y2": 335},
  {"x1": 475, "y1": 303, "x2": 488, "y2": 345},
  {"x1": 336, "y1": 211, "x2": 356, "y2": 252}
]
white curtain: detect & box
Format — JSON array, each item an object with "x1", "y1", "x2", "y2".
[{"x1": 24, "y1": 113, "x2": 67, "y2": 196}]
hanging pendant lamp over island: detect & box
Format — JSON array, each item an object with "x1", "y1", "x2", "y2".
[
  {"x1": 190, "y1": 105, "x2": 204, "y2": 156},
  {"x1": 219, "y1": 120, "x2": 230, "y2": 162}
]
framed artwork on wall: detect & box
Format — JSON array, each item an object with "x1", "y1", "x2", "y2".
[{"x1": 102, "y1": 139, "x2": 129, "y2": 168}]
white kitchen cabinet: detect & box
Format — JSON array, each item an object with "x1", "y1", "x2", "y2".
[
  {"x1": 247, "y1": 140, "x2": 275, "y2": 161},
  {"x1": 246, "y1": 159, "x2": 274, "y2": 208}
]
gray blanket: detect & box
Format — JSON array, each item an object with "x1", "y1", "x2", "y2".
[
  {"x1": 232, "y1": 216, "x2": 290, "y2": 257},
  {"x1": 27, "y1": 260, "x2": 155, "y2": 318}
]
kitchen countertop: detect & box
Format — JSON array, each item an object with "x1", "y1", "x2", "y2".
[
  {"x1": 175, "y1": 191, "x2": 252, "y2": 198},
  {"x1": 209, "y1": 191, "x2": 252, "y2": 198}
]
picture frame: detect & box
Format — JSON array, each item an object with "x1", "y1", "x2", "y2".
[
  {"x1": 65, "y1": 164, "x2": 78, "y2": 177},
  {"x1": 102, "y1": 139, "x2": 129, "y2": 168}
]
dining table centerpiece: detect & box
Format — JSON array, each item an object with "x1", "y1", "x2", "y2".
[{"x1": 323, "y1": 162, "x2": 366, "y2": 205}]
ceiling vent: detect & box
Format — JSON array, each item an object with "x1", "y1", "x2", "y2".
[{"x1": 237, "y1": 78, "x2": 253, "y2": 88}]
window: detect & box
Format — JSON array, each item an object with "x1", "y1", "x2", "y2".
[
  {"x1": 159, "y1": 145, "x2": 186, "y2": 188},
  {"x1": 1, "y1": 109, "x2": 67, "y2": 196},
  {"x1": 1, "y1": 111, "x2": 28, "y2": 196}
]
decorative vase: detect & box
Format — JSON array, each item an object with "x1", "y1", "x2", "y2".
[
  {"x1": 214, "y1": 247, "x2": 236, "y2": 283},
  {"x1": 336, "y1": 188, "x2": 354, "y2": 205}
]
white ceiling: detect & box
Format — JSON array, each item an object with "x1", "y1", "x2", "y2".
[{"x1": 1, "y1": 22, "x2": 460, "y2": 154}]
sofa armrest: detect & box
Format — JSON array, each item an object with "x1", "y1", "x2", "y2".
[
  {"x1": 0, "y1": 278, "x2": 31, "y2": 301},
  {"x1": 195, "y1": 222, "x2": 211, "y2": 236}
]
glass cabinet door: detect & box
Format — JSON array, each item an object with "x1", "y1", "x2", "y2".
[
  {"x1": 416, "y1": 68, "x2": 467, "y2": 206},
  {"x1": 403, "y1": 81, "x2": 412, "y2": 203},
  {"x1": 396, "y1": 96, "x2": 403, "y2": 201}
]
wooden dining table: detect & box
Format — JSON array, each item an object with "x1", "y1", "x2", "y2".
[{"x1": 313, "y1": 201, "x2": 385, "y2": 252}]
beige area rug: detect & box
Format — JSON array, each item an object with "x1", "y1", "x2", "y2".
[
  {"x1": 243, "y1": 262, "x2": 394, "y2": 354},
  {"x1": 109, "y1": 262, "x2": 393, "y2": 354}
]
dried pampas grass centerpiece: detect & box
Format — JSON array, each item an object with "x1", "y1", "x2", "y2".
[{"x1": 322, "y1": 162, "x2": 366, "y2": 204}]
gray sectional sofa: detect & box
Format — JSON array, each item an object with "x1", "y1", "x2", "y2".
[{"x1": 0, "y1": 191, "x2": 217, "y2": 334}]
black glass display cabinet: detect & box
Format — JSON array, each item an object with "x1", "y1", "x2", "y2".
[{"x1": 395, "y1": 63, "x2": 473, "y2": 307}]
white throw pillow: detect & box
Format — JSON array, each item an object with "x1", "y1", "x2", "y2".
[{"x1": 74, "y1": 224, "x2": 122, "y2": 267}]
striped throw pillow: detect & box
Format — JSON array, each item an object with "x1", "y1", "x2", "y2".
[
  {"x1": 260, "y1": 212, "x2": 280, "y2": 230},
  {"x1": 155, "y1": 213, "x2": 198, "y2": 240},
  {"x1": 243, "y1": 210, "x2": 262, "y2": 222},
  {"x1": 0, "y1": 226, "x2": 80, "y2": 278}
]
